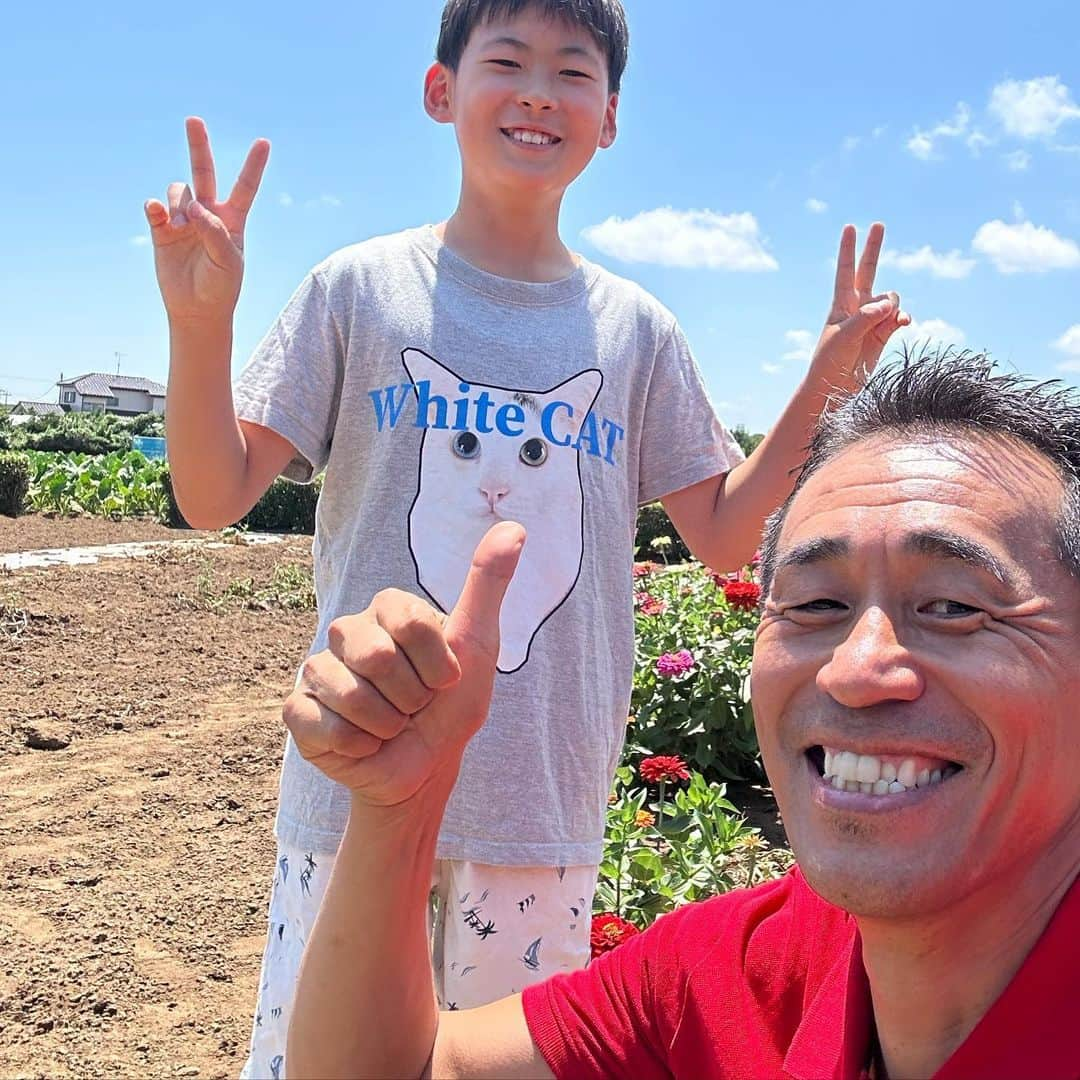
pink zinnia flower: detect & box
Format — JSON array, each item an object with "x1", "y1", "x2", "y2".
[
  {"x1": 656, "y1": 649, "x2": 695, "y2": 677},
  {"x1": 635, "y1": 592, "x2": 667, "y2": 616}
]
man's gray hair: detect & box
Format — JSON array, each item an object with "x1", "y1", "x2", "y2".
[{"x1": 759, "y1": 348, "x2": 1080, "y2": 592}]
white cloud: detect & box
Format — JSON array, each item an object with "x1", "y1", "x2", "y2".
[
  {"x1": 898, "y1": 317, "x2": 967, "y2": 351},
  {"x1": 1052, "y1": 325, "x2": 1080, "y2": 371},
  {"x1": 761, "y1": 362, "x2": 784, "y2": 376},
  {"x1": 989, "y1": 76, "x2": 1080, "y2": 139},
  {"x1": 805, "y1": 197, "x2": 828, "y2": 214},
  {"x1": 278, "y1": 192, "x2": 294, "y2": 207},
  {"x1": 305, "y1": 193, "x2": 343, "y2": 209},
  {"x1": 906, "y1": 102, "x2": 971, "y2": 160},
  {"x1": 129, "y1": 235, "x2": 150, "y2": 247},
  {"x1": 872, "y1": 125, "x2": 888, "y2": 139},
  {"x1": 880, "y1": 245, "x2": 976, "y2": 280},
  {"x1": 972, "y1": 219, "x2": 1080, "y2": 273},
  {"x1": 581, "y1": 208, "x2": 779, "y2": 271},
  {"x1": 1004, "y1": 149, "x2": 1031, "y2": 172},
  {"x1": 782, "y1": 329, "x2": 815, "y2": 363},
  {"x1": 842, "y1": 135, "x2": 861, "y2": 152},
  {"x1": 966, "y1": 130, "x2": 994, "y2": 155}
]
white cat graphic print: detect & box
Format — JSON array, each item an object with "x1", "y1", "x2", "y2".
[{"x1": 402, "y1": 348, "x2": 603, "y2": 673}]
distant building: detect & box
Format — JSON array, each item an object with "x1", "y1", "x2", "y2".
[
  {"x1": 57, "y1": 373, "x2": 166, "y2": 416},
  {"x1": 10, "y1": 400, "x2": 65, "y2": 417}
]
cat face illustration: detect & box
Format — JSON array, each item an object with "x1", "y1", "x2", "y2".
[{"x1": 402, "y1": 348, "x2": 602, "y2": 672}]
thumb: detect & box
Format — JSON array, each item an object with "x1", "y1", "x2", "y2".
[
  {"x1": 444, "y1": 522, "x2": 526, "y2": 664},
  {"x1": 833, "y1": 297, "x2": 896, "y2": 344}
]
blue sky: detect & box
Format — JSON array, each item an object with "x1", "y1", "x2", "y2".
[{"x1": 3, "y1": 0, "x2": 1079, "y2": 432}]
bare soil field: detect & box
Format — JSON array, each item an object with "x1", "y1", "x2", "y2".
[{"x1": 0, "y1": 516, "x2": 315, "y2": 1079}]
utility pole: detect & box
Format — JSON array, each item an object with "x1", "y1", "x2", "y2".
[{"x1": 114, "y1": 351, "x2": 126, "y2": 375}]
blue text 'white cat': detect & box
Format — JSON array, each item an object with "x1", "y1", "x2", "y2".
[
  {"x1": 400, "y1": 348, "x2": 604, "y2": 673},
  {"x1": 369, "y1": 371, "x2": 623, "y2": 466}
]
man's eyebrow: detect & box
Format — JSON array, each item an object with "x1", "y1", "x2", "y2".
[
  {"x1": 903, "y1": 530, "x2": 1015, "y2": 587},
  {"x1": 773, "y1": 537, "x2": 849, "y2": 576}
]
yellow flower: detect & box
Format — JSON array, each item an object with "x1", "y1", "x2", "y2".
[{"x1": 634, "y1": 810, "x2": 656, "y2": 829}]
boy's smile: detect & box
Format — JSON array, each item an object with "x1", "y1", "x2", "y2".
[{"x1": 425, "y1": 9, "x2": 618, "y2": 204}]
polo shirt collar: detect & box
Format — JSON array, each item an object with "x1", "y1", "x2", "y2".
[{"x1": 781, "y1": 872, "x2": 1080, "y2": 1080}]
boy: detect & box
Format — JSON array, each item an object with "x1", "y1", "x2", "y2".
[{"x1": 144, "y1": 1, "x2": 907, "y2": 1076}]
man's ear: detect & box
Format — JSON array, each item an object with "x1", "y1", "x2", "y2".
[
  {"x1": 424, "y1": 62, "x2": 454, "y2": 124},
  {"x1": 598, "y1": 93, "x2": 619, "y2": 149}
]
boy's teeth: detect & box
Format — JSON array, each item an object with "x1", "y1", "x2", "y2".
[
  {"x1": 508, "y1": 129, "x2": 555, "y2": 145},
  {"x1": 819, "y1": 747, "x2": 956, "y2": 797}
]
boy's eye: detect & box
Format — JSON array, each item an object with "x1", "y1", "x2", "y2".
[
  {"x1": 561, "y1": 69, "x2": 591, "y2": 78},
  {"x1": 488, "y1": 58, "x2": 521, "y2": 68}
]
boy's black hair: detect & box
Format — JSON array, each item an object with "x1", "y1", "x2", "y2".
[
  {"x1": 437, "y1": 0, "x2": 629, "y2": 92},
  {"x1": 758, "y1": 347, "x2": 1080, "y2": 592}
]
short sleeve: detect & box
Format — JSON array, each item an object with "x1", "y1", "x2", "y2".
[
  {"x1": 637, "y1": 323, "x2": 744, "y2": 506},
  {"x1": 233, "y1": 271, "x2": 344, "y2": 482},
  {"x1": 521, "y1": 911, "x2": 686, "y2": 1079}
]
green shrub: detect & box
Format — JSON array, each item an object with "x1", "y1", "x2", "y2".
[
  {"x1": 634, "y1": 502, "x2": 691, "y2": 563},
  {"x1": 0, "y1": 452, "x2": 32, "y2": 516},
  {"x1": 163, "y1": 468, "x2": 321, "y2": 533},
  {"x1": 630, "y1": 561, "x2": 762, "y2": 781}
]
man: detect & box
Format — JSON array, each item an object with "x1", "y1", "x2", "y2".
[{"x1": 283, "y1": 351, "x2": 1080, "y2": 1079}]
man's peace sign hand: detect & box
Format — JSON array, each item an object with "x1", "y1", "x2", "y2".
[
  {"x1": 811, "y1": 223, "x2": 911, "y2": 393},
  {"x1": 143, "y1": 117, "x2": 270, "y2": 323}
]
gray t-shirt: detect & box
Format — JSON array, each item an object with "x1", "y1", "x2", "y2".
[{"x1": 234, "y1": 225, "x2": 743, "y2": 865}]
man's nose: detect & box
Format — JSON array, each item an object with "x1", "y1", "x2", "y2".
[{"x1": 816, "y1": 607, "x2": 924, "y2": 708}]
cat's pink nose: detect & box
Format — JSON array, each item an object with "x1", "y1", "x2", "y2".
[{"x1": 481, "y1": 484, "x2": 509, "y2": 510}]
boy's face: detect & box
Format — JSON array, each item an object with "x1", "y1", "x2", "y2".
[{"x1": 426, "y1": 8, "x2": 618, "y2": 203}]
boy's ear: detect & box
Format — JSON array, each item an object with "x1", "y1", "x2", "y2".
[
  {"x1": 424, "y1": 62, "x2": 454, "y2": 124},
  {"x1": 598, "y1": 93, "x2": 619, "y2": 149}
]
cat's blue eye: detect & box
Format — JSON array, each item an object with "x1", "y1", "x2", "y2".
[
  {"x1": 452, "y1": 431, "x2": 481, "y2": 460},
  {"x1": 519, "y1": 437, "x2": 548, "y2": 467}
]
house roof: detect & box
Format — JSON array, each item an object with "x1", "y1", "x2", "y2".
[
  {"x1": 58, "y1": 373, "x2": 167, "y2": 397},
  {"x1": 11, "y1": 400, "x2": 65, "y2": 416}
]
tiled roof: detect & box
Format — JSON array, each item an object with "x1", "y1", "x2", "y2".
[
  {"x1": 59, "y1": 373, "x2": 166, "y2": 397},
  {"x1": 12, "y1": 401, "x2": 64, "y2": 416}
]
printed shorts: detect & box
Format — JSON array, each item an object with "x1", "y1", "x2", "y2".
[{"x1": 239, "y1": 840, "x2": 597, "y2": 1080}]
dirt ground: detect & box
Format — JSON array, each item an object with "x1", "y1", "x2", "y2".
[
  {"x1": 0, "y1": 514, "x2": 785, "y2": 1079},
  {"x1": 0, "y1": 516, "x2": 315, "y2": 1079}
]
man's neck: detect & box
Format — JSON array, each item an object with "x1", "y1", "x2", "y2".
[
  {"x1": 437, "y1": 184, "x2": 577, "y2": 283},
  {"x1": 859, "y1": 857, "x2": 1078, "y2": 1079}
]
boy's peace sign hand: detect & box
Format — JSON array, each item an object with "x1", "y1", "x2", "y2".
[
  {"x1": 283, "y1": 522, "x2": 526, "y2": 809},
  {"x1": 144, "y1": 117, "x2": 270, "y2": 323},
  {"x1": 810, "y1": 223, "x2": 911, "y2": 393}
]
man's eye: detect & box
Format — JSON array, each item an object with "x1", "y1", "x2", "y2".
[
  {"x1": 792, "y1": 598, "x2": 845, "y2": 613},
  {"x1": 921, "y1": 599, "x2": 981, "y2": 617}
]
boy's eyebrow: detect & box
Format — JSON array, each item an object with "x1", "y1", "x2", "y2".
[{"x1": 484, "y1": 35, "x2": 595, "y2": 59}]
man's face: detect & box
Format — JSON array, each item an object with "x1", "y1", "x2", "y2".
[
  {"x1": 428, "y1": 8, "x2": 617, "y2": 202},
  {"x1": 753, "y1": 433, "x2": 1080, "y2": 918}
]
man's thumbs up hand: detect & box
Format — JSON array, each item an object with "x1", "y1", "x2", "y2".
[{"x1": 283, "y1": 523, "x2": 525, "y2": 808}]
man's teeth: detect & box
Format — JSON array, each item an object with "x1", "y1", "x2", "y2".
[
  {"x1": 507, "y1": 129, "x2": 556, "y2": 145},
  {"x1": 822, "y1": 748, "x2": 955, "y2": 796}
]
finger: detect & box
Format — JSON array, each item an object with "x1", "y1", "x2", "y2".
[
  {"x1": 855, "y1": 222, "x2": 885, "y2": 296},
  {"x1": 832, "y1": 225, "x2": 857, "y2": 306},
  {"x1": 444, "y1": 522, "x2": 526, "y2": 665},
  {"x1": 144, "y1": 199, "x2": 173, "y2": 242},
  {"x1": 167, "y1": 181, "x2": 194, "y2": 226},
  {"x1": 283, "y1": 687, "x2": 384, "y2": 763},
  {"x1": 187, "y1": 199, "x2": 241, "y2": 268},
  {"x1": 328, "y1": 613, "x2": 437, "y2": 716},
  {"x1": 373, "y1": 593, "x2": 460, "y2": 692},
  {"x1": 227, "y1": 138, "x2": 271, "y2": 217},
  {"x1": 299, "y1": 651, "x2": 411, "y2": 741},
  {"x1": 186, "y1": 116, "x2": 218, "y2": 205},
  {"x1": 831, "y1": 297, "x2": 897, "y2": 347}
]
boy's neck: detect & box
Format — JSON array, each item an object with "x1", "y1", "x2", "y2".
[{"x1": 437, "y1": 187, "x2": 579, "y2": 283}]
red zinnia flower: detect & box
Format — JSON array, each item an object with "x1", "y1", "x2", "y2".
[
  {"x1": 632, "y1": 561, "x2": 660, "y2": 578},
  {"x1": 723, "y1": 580, "x2": 762, "y2": 611},
  {"x1": 590, "y1": 913, "x2": 640, "y2": 958},
  {"x1": 639, "y1": 754, "x2": 691, "y2": 784},
  {"x1": 635, "y1": 592, "x2": 667, "y2": 616}
]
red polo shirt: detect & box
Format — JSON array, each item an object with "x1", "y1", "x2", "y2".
[{"x1": 522, "y1": 866, "x2": 1080, "y2": 1079}]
